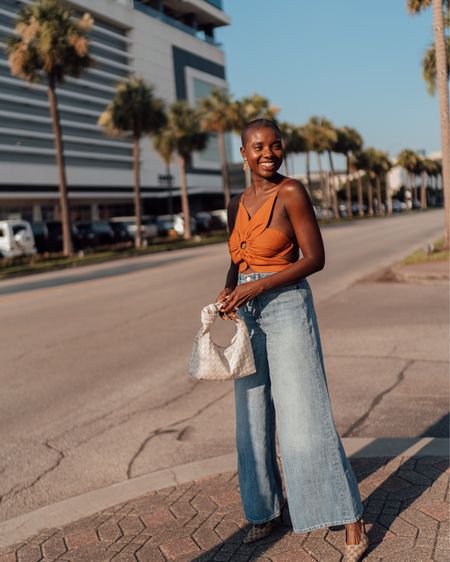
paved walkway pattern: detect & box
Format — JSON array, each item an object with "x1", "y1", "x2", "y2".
[{"x1": 1, "y1": 455, "x2": 448, "y2": 562}]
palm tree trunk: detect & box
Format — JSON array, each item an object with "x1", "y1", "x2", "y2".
[
  {"x1": 316, "y1": 152, "x2": 328, "y2": 214},
  {"x1": 368, "y1": 177, "x2": 374, "y2": 216},
  {"x1": 284, "y1": 154, "x2": 290, "y2": 176},
  {"x1": 327, "y1": 150, "x2": 339, "y2": 219},
  {"x1": 306, "y1": 152, "x2": 312, "y2": 192},
  {"x1": 386, "y1": 172, "x2": 393, "y2": 215},
  {"x1": 411, "y1": 173, "x2": 417, "y2": 204},
  {"x1": 47, "y1": 74, "x2": 73, "y2": 256},
  {"x1": 357, "y1": 173, "x2": 364, "y2": 217},
  {"x1": 217, "y1": 130, "x2": 230, "y2": 208},
  {"x1": 133, "y1": 136, "x2": 142, "y2": 248},
  {"x1": 433, "y1": 0, "x2": 450, "y2": 248},
  {"x1": 166, "y1": 162, "x2": 174, "y2": 217},
  {"x1": 421, "y1": 171, "x2": 428, "y2": 210},
  {"x1": 375, "y1": 175, "x2": 383, "y2": 215},
  {"x1": 345, "y1": 155, "x2": 353, "y2": 217},
  {"x1": 405, "y1": 171, "x2": 411, "y2": 210},
  {"x1": 178, "y1": 155, "x2": 191, "y2": 240}
]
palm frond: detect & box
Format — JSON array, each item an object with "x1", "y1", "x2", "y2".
[
  {"x1": 6, "y1": 0, "x2": 94, "y2": 83},
  {"x1": 99, "y1": 77, "x2": 167, "y2": 139},
  {"x1": 421, "y1": 38, "x2": 450, "y2": 95},
  {"x1": 406, "y1": 0, "x2": 432, "y2": 15}
]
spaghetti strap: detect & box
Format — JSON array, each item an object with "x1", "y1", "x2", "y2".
[{"x1": 241, "y1": 176, "x2": 290, "y2": 220}]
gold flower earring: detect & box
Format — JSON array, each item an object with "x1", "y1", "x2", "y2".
[{"x1": 242, "y1": 158, "x2": 249, "y2": 171}]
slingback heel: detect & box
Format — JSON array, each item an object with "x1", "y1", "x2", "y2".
[{"x1": 343, "y1": 518, "x2": 369, "y2": 562}]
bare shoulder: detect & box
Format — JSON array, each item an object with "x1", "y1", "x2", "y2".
[{"x1": 278, "y1": 178, "x2": 310, "y2": 202}]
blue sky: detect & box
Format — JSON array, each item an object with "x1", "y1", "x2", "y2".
[{"x1": 216, "y1": 0, "x2": 440, "y2": 170}]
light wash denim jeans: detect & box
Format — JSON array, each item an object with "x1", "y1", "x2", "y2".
[{"x1": 234, "y1": 272, "x2": 364, "y2": 533}]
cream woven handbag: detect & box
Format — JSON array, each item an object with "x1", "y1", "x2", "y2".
[{"x1": 188, "y1": 303, "x2": 256, "y2": 381}]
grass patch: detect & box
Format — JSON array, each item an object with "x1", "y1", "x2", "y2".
[
  {"x1": 402, "y1": 237, "x2": 449, "y2": 265},
  {"x1": 0, "y1": 232, "x2": 228, "y2": 280}
]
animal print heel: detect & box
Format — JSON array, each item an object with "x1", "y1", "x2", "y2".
[{"x1": 243, "y1": 520, "x2": 275, "y2": 544}]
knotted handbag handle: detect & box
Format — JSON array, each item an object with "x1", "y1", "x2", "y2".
[{"x1": 197, "y1": 302, "x2": 243, "y2": 338}]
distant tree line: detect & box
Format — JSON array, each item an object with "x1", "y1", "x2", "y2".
[{"x1": 5, "y1": 0, "x2": 448, "y2": 254}]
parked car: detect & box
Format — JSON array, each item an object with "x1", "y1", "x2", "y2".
[
  {"x1": 195, "y1": 212, "x2": 213, "y2": 233},
  {"x1": 155, "y1": 215, "x2": 178, "y2": 237},
  {"x1": 30, "y1": 221, "x2": 49, "y2": 253},
  {"x1": 351, "y1": 203, "x2": 368, "y2": 215},
  {"x1": 110, "y1": 216, "x2": 158, "y2": 240},
  {"x1": 209, "y1": 209, "x2": 227, "y2": 230},
  {"x1": 0, "y1": 220, "x2": 37, "y2": 258},
  {"x1": 391, "y1": 199, "x2": 407, "y2": 213},
  {"x1": 109, "y1": 221, "x2": 134, "y2": 244},
  {"x1": 75, "y1": 221, "x2": 115, "y2": 247},
  {"x1": 338, "y1": 203, "x2": 348, "y2": 218},
  {"x1": 46, "y1": 221, "x2": 84, "y2": 252},
  {"x1": 156, "y1": 214, "x2": 197, "y2": 237},
  {"x1": 141, "y1": 216, "x2": 159, "y2": 239}
]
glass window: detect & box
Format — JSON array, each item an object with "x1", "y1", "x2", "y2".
[
  {"x1": 12, "y1": 225, "x2": 27, "y2": 235},
  {"x1": 192, "y1": 78, "x2": 232, "y2": 163}
]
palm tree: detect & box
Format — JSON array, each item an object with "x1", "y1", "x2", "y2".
[
  {"x1": 198, "y1": 89, "x2": 240, "y2": 208},
  {"x1": 166, "y1": 101, "x2": 208, "y2": 240},
  {"x1": 99, "y1": 77, "x2": 166, "y2": 248},
  {"x1": 334, "y1": 127, "x2": 364, "y2": 217},
  {"x1": 407, "y1": 0, "x2": 450, "y2": 247},
  {"x1": 373, "y1": 150, "x2": 392, "y2": 215},
  {"x1": 358, "y1": 148, "x2": 382, "y2": 216},
  {"x1": 298, "y1": 125, "x2": 313, "y2": 192},
  {"x1": 321, "y1": 119, "x2": 341, "y2": 219},
  {"x1": 238, "y1": 94, "x2": 279, "y2": 124},
  {"x1": 6, "y1": 0, "x2": 93, "y2": 256},
  {"x1": 351, "y1": 151, "x2": 371, "y2": 217},
  {"x1": 152, "y1": 128, "x2": 176, "y2": 217},
  {"x1": 397, "y1": 149, "x2": 419, "y2": 208},
  {"x1": 383, "y1": 154, "x2": 394, "y2": 215},
  {"x1": 278, "y1": 122, "x2": 308, "y2": 176},
  {"x1": 304, "y1": 116, "x2": 337, "y2": 216},
  {"x1": 364, "y1": 148, "x2": 381, "y2": 215}
]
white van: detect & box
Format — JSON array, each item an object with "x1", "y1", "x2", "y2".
[{"x1": 0, "y1": 220, "x2": 37, "y2": 258}]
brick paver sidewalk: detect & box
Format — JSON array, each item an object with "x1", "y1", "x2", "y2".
[{"x1": 1, "y1": 456, "x2": 448, "y2": 562}]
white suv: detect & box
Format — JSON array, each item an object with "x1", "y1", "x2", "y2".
[{"x1": 0, "y1": 220, "x2": 37, "y2": 258}]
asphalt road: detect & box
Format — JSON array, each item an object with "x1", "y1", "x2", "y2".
[{"x1": 0, "y1": 209, "x2": 445, "y2": 522}]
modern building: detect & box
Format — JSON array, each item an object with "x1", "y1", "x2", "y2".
[{"x1": 0, "y1": 0, "x2": 230, "y2": 221}]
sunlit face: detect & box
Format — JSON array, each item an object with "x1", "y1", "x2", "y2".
[{"x1": 241, "y1": 126, "x2": 283, "y2": 179}]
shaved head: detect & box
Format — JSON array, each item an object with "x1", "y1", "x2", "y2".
[{"x1": 241, "y1": 119, "x2": 282, "y2": 146}]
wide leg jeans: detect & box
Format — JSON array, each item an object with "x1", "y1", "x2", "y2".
[{"x1": 234, "y1": 272, "x2": 363, "y2": 533}]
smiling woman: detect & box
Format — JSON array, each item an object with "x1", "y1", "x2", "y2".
[{"x1": 215, "y1": 119, "x2": 370, "y2": 561}]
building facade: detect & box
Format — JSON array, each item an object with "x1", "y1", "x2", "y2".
[{"x1": 0, "y1": 0, "x2": 230, "y2": 221}]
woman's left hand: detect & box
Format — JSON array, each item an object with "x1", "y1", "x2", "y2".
[{"x1": 220, "y1": 281, "x2": 263, "y2": 314}]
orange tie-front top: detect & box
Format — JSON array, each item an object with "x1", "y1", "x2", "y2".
[{"x1": 228, "y1": 183, "x2": 295, "y2": 273}]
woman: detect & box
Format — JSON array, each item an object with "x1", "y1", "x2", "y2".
[{"x1": 216, "y1": 119, "x2": 369, "y2": 561}]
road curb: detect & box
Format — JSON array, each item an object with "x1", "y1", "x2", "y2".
[
  {"x1": 390, "y1": 263, "x2": 449, "y2": 283},
  {"x1": 0, "y1": 438, "x2": 448, "y2": 549}
]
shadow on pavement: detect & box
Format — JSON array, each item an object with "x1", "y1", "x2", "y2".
[
  {"x1": 191, "y1": 417, "x2": 449, "y2": 561},
  {"x1": 0, "y1": 254, "x2": 193, "y2": 296}
]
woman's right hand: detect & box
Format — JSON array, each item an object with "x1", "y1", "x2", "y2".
[{"x1": 215, "y1": 288, "x2": 236, "y2": 320}]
